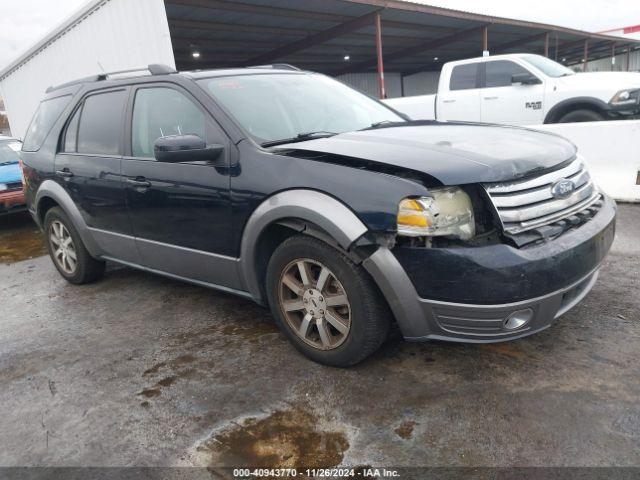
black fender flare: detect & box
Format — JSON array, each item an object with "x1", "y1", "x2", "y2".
[{"x1": 544, "y1": 97, "x2": 611, "y2": 123}]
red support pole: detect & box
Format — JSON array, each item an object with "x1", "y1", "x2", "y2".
[
  {"x1": 544, "y1": 32, "x2": 550, "y2": 57},
  {"x1": 583, "y1": 39, "x2": 589, "y2": 72},
  {"x1": 582, "y1": 39, "x2": 589, "y2": 72},
  {"x1": 375, "y1": 12, "x2": 386, "y2": 99},
  {"x1": 482, "y1": 26, "x2": 489, "y2": 52},
  {"x1": 611, "y1": 42, "x2": 616, "y2": 69}
]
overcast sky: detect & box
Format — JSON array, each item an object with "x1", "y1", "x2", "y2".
[{"x1": 1, "y1": 0, "x2": 639, "y2": 71}]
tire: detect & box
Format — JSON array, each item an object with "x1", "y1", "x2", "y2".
[
  {"x1": 266, "y1": 235, "x2": 391, "y2": 367},
  {"x1": 557, "y1": 109, "x2": 605, "y2": 123},
  {"x1": 44, "y1": 207, "x2": 105, "y2": 284}
]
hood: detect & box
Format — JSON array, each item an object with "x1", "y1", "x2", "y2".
[
  {"x1": 559, "y1": 71, "x2": 640, "y2": 90},
  {"x1": 275, "y1": 122, "x2": 576, "y2": 185},
  {"x1": 0, "y1": 162, "x2": 22, "y2": 184}
]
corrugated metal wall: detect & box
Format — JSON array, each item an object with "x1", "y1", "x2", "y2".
[
  {"x1": 336, "y1": 71, "x2": 440, "y2": 98},
  {"x1": 585, "y1": 50, "x2": 640, "y2": 72},
  {"x1": 0, "y1": 0, "x2": 175, "y2": 140},
  {"x1": 402, "y1": 71, "x2": 440, "y2": 96}
]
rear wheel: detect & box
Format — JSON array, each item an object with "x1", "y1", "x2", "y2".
[
  {"x1": 266, "y1": 235, "x2": 390, "y2": 367},
  {"x1": 44, "y1": 207, "x2": 105, "y2": 284},
  {"x1": 558, "y1": 109, "x2": 605, "y2": 123}
]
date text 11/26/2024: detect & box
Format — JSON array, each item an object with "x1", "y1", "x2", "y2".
[{"x1": 232, "y1": 468, "x2": 400, "y2": 478}]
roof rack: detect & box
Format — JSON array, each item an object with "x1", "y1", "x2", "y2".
[
  {"x1": 46, "y1": 64, "x2": 177, "y2": 93},
  {"x1": 248, "y1": 64, "x2": 301, "y2": 71}
]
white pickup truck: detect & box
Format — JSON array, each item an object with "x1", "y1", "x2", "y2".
[{"x1": 385, "y1": 53, "x2": 640, "y2": 125}]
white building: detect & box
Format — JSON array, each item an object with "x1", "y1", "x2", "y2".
[{"x1": 0, "y1": 0, "x2": 175, "y2": 140}]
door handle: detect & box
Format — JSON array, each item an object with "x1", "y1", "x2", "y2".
[
  {"x1": 56, "y1": 169, "x2": 74, "y2": 178},
  {"x1": 442, "y1": 99, "x2": 456, "y2": 104},
  {"x1": 126, "y1": 177, "x2": 151, "y2": 188},
  {"x1": 484, "y1": 96, "x2": 499, "y2": 100}
]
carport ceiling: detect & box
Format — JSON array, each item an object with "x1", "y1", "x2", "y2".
[{"x1": 164, "y1": 0, "x2": 640, "y2": 74}]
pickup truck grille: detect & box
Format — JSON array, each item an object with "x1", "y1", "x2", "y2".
[{"x1": 483, "y1": 158, "x2": 600, "y2": 235}]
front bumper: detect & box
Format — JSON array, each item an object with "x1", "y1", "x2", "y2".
[
  {"x1": 363, "y1": 194, "x2": 616, "y2": 343},
  {"x1": 0, "y1": 189, "x2": 26, "y2": 215}
]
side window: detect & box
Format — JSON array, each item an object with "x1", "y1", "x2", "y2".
[
  {"x1": 23, "y1": 95, "x2": 71, "y2": 152},
  {"x1": 485, "y1": 61, "x2": 533, "y2": 88},
  {"x1": 449, "y1": 63, "x2": 479, "y2": 91},
  {"x1": 131, "y1": 87, "x2": 206, "y2": 158},
  {"x1": 77, "y1": 90, "x2": 126, "y2": 156},
  {"x1": 62, "y1": 106, "x2": 81, "y2": 153}
]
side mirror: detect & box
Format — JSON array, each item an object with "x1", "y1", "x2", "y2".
[
  {"x1": 511, "y1": 73, "x2": 541, "y2": 85},
  {"x1": 153, "y1": 134, "x2": 224, "y2": 164}
]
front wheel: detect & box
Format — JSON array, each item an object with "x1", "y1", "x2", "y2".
[
  {"x1": 557, "y1": 109, "x2": 605, "y2": 123},
  {"x1": 266, "y1": 235, "x2": 391, "y2": 367},
  {"x1": 44, "y1": 207, "x2": 105, "y2": 284}
]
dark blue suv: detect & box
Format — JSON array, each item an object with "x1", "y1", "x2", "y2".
[{"x1": 21, "y1": 64, "x2": 615, "y2": 366}]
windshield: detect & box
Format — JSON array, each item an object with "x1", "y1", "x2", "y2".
[
  {"x1": 198, "y1": 73, "x2": 405, "y2": 145},
  {"x1": 520, "y1": 54, "x2": 575, "y2": 78},
  {"x1": 0, "y1": 140, "x2": 21, "y2": 165}
]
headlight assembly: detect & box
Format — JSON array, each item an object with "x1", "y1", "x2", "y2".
[
  {"x1": 610, "y1": 89, "x2": 640, "y2": 106},
  {"x1": 397, "y1": 187, "x2": 475, "y2": 240}
]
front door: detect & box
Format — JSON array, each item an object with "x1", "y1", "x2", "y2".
[
  {"x1": 480, "y1": 60, "x2": 546, "y2": 126},
  {"x1": 122, "y1": 84, "x2": 238, "y2": 289},
  {"x1": 54, "y1": 88, "x2": 139, "y2": 263}
]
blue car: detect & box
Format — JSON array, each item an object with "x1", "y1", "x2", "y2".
[{"x1": 0, "y1": 136, "x2": 25, "y2": 215}]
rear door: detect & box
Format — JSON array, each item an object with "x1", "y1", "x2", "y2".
[
  {"x1": 480, "y1": 60, "x2": 545, "y2": 125},
  {"x1": 55, "y1": 88, "x2": 139, "y2": 262},
  {"x1": 437, "y1": 62, "x2": 482, "y2": 122},
  {"x1": 122, "y1": 83, "x2": 237, "y2": 288}
]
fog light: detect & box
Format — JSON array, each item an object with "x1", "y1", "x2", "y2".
[{"x1": 503, "y1": 308, "x2": 534, "y2": 330}]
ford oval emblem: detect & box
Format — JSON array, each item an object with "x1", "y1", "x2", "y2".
[{"x1": 551, "y1": 179, "x2": 575, "y2": 199}]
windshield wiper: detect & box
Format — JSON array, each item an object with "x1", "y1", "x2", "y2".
[
  {"x1": 261, "y1": 131, "x2": 338, "y2": 148},
  {"x1": 360, "y1": 120, "x2": 404, "y2": 131}
]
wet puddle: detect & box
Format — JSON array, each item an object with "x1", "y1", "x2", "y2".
[
  {"x1": 394, "y1": 420, "x2": 417, "y2": 440},
  {"x1": 197, "y1": 403, "x2": 349, "y2": 468},
  {"x1": 480, "y1": 343, "x2": 526, "y2": 359},
  {"x1": 0, "y1": 212, "x2": 47, "y2": 264},
  {"x1": 137, "y1": 375, "x2": 179, "y2": 398},
  {"x1": 172, "y1": 319, "x2": 280, "y2": 349}
]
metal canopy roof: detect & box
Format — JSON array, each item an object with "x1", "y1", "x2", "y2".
[{"x1": 165, "y1": 0, "x2": 640, "y2": 75}]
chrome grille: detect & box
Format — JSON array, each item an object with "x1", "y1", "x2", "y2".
[{"x1": 484, "y1": 158, "x2": 600, "y2": 235}]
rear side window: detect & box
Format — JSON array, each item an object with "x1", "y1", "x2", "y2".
[
  {"x1": 22, "y1": 95, "x2": 71, "y2": 152},
  {"x1": 77, "y1": 90, "x2": 126, "y2": 156},
  {"x1": 450, "y1": 63, "x2": 479, "y2": 91},
  {"x1": 485, "y1": 60, "x2": 532, "y2": 88}
]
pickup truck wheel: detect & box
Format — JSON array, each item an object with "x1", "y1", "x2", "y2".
[
  {"x1": 558, "y1": 109, "x2": 605, "y2": 123},
  {"x1": 266, "y1": 235, "x2": 390, "y2": 367},
  {"x1": 44, "y1": 207, "x2": 105, "y2": 284}
]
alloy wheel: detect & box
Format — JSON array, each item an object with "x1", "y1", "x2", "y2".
[
  {"x1": 278, "y1": 258, "x2": 351, "y2": 350},
  {"x1": 49, "y1": 220, "x2": 77, "y2": 275}
]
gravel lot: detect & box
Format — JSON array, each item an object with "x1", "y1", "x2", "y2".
[{"x1": 0, "y1": 206, "x2": 638, "y2": 469}]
